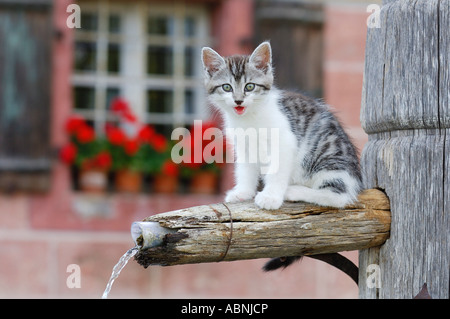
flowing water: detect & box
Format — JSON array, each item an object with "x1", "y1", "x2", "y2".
[{"x1": 102, "y1": 246, "x2": 139, "y2": 299}]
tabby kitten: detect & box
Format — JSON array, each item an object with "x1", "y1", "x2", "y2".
[{"x1": 201, "y1": 42, "x2": 362, "y2": 211}]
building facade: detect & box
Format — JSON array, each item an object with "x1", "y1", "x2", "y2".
[{"x1": 0, "y1": 0, "x2": 375, "y2": 298}]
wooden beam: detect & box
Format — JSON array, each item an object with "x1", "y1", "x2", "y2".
[
  {"x1": 359, "y1": 0, "x2": 449, "y2": 299},
  {"x1": 134, "y1": 189, "x2": 390, "y2": 268}
]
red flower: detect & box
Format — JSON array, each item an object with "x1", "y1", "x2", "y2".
[
  {"x1": 59, "y1": 143, "x2": 77, "y2": 164},
  {"x1": 179, "y1": 121, "x2": 227, "y2": 169},
  {"x1": 122, "y1": 111, "x2": 137, "y2": 123},
  {"x1": 111, "y1": 97, "x2": 137, "y2": 123},
  {"x1": 106, "y1": 127, "x2": 126, "y2": 146},
  {"x1": 124, "y1": 139, "x2": 140, "y2": 156},
  {"x1": 76, "y1": 125, "x2": 95, "y2": 144},
  {"x1": 151, "y1": 134, "x2": 168, "y2": 153},
  {"x1": 138, "y1": 125, "x2": 156, "y2": 143},
  {"x1": 110, "y1": 98, "x2": 128, "y2": 113},
  {"x1": 65, "y1": 116, "x2": 85, "y2": 135},
  {"x1": 95, "y1": 151, "x2": 112, "y2": 169},
  {"x1": 162, "y1": 160, "x2": 179, "y2": 177}
]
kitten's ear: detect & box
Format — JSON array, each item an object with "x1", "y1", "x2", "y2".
[
  {"x1": 249, "y1": 42, "x2": 272, "y2": 73},
  {"x1": 202, "y1": 47, "x2": 225, "y2": 76}
]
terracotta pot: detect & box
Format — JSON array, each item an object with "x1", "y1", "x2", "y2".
[
  {"x1": 153, "y1": 174, "x2": 179, "y2": 193},
  {"x1": 115, "y1": 169, "x2": 142, "y2": 193},
  {"x1": 79, "y1": 168, "x2": 108, "y2": 193},
  {"x1": 189, "y1": 171, "x2": 218, "y2": 194}
]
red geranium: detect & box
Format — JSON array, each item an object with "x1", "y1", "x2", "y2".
[
  {"x1": 183, "y1": 121, "x2": 215, "y2": 166},
  {"x1": 106, "y1": 126, "x2": 126, "y2": 146},
  {"x1": 151, "y1": 134, "x2": 168, "y2": 153},
  {"x1": 180, "y1": 121, "x2": 226, "y2": 175},
  {"x1": 59, "y1": 143, "x2": 77, "y2": 164},
  {"x1": 81, "y1": 151, "x2": 112, "y2": 170},
  {"x1": 65, "y1": 116, "x2": 85, "y2": 135},
  {"x1": 94, "y1": 151, "x2": 112, "y2": 169},
  {"x1": 124, "y1": 139, "x2": 140, "y2": 156},
  {"x1": 111, "y1": 97, "x2": 137, "y2": 123},
  {"x1": 137, "y1": 125, "x2": 156, "y2": 143},
  {"x1": 161, "y1": 160, "x2": 179, "y2": 177},
  {"x1": 61, "y1": 115, "x2": 112, "y2": 171},
  {"x1": 137, "y1": 125, "x2": 168, "y2": 153},
  {"x1": 76, "y1": 124, "x2": 95, "y2": 144},
  {"x1": 64, "y1": 115, "x2": 96, "y2": 144},
  {"x1": 61, "y1": 98, "x2": 178, "y2": 178},
  {"x1": 110, "y1": 98, "x2": 128, "y2": 112}
]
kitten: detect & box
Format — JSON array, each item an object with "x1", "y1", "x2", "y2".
[{"x1": 201, "y1": 41, "x2": 362, "y2": 211}]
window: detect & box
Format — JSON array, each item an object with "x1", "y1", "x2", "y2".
[{"x1": 72, "y1": 1, "x2": 210, "y2": 135}]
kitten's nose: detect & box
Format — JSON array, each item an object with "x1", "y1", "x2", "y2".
[{"x1": 234, "y1": 100, "x2": 243, "y2": 106}]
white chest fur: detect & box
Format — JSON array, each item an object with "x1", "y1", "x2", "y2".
[{"x1": 223, "y1": 91, "x2": 297, "y2": 175}]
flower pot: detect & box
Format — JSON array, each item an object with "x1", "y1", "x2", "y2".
[
  {"x1": 115, "y1": 169, "x2": 142, "y2": 193},
  {"x1": 189, "y1": 171, "x2": 218, "y2": 194},
  {"x1": 153, "y1": 174, "x2": 179, "y2": 193},
  {"x1": 79, "y1": 168, "x2": 108, "y2": 193}
]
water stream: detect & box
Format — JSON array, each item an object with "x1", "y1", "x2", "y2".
[{"x1": 102, "y1": 246, "x2": 139, "y2": 299}]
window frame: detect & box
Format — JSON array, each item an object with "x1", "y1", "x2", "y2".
[{"x1": 71, "y1": 1, "x2": 210, "y2": 135}]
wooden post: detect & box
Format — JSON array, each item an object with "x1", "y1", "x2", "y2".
[
  {"x1": 359, "y1": 0, "x2": 449, "y2": 298},
  {"x1": 134, "y1": 189, "x2": 390, "y2": 267}
]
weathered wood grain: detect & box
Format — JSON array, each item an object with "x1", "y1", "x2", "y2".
[
  {"x1": 359, "y1": 0, "x2": 449, "y2": 299},
  {"x1": 134, "y1": 189, "x2": 390, "y2": 268}
]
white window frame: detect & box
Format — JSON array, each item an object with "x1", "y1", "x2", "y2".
[{"x1": 72, "y1": 1, "x2": 210, "y2": 134}]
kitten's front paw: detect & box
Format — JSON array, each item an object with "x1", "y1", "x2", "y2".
[
  {"x1": 255, "y1": 191, "x2": 283, "y2": 210},
  {"x1": 225, "y1": 188, "x2": 255, "y2": 203}
]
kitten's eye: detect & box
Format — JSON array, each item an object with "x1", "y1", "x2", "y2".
[
  {"x1": 245, "y1": 83, "x2": 255, "y2": 92},
  {"x1": 222, "y1": 84, "x2": 233, "y2": 92}
]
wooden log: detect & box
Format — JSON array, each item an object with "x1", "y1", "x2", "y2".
[
  {"x1": 134, "y1": 189, "x2": 390, "y2": 268},
  {"x1": 359, "y1": 0, "x2": 450, "y2": 299}
]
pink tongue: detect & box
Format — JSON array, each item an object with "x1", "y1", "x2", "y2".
[{"x1": 235, "y1": 106, "x2": 245, "y2": 115}]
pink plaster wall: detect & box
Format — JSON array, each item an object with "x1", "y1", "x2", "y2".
[
  {"x1": 211, "y1": 0, "x2": 254, "y2": 55},
  {"x1": 323, "y1": 5, "x2": 369, "y2": 153}
]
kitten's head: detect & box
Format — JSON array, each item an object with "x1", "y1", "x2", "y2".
[{"x1": 201, "y1": 42, "x2": 274, "y2": 117}]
